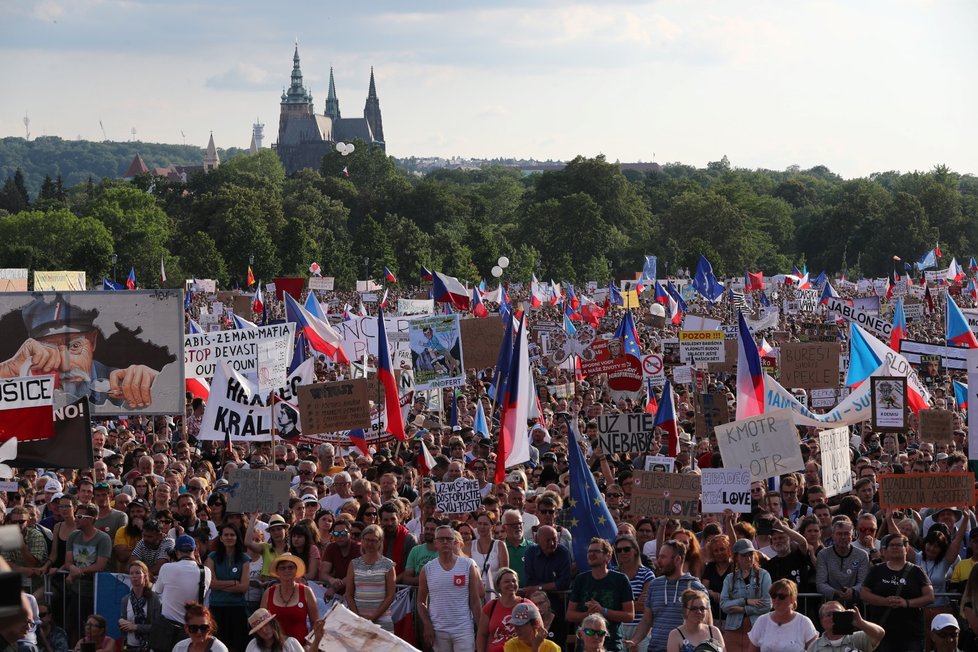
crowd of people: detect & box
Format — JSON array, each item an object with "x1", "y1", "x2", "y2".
[{"x1": 1, "y1": 277, "x2": 976, "y2": 652}]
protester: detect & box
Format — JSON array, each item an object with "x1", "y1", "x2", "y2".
[
  {"x1": 205, "y1": 523, "x2": 250, "y2": 652},
  {"x1": 259, "y1": 555, "x2": 318, "y2": 641},
  {"x1": 478, "y1": 567, "x2": 528, "y2": 652},
  {"x1": 664, "y1": 589, "x2": 724, "y2": 652},
  {"x1": 930, "y1": 614, "x2": 965, "y2": 652},
  {"x1": 173, "y1": 603, "x2": 228, "y2": 652},
  {"x1": 720, "y1": 540, "x2": 772, "y2": 652},
  {"x1": 117, "y1": 561, "x2": 162, "y2": 652},
  {"x1": 861, "y1": 533, "x2": 934, "y2": 652},
  {"x1": 418, "y1": 524, "x2": 483, "y2": 651},
  {"x1": 62, "y1": 503, "x2": 111, "y2": 642},
  {"x1": 503, "y1": 602, "x2": 559, "y2": 652},
  {"x1": 472, "y1": 511, "x2": 509, "y2": 597},
  {"x1": 244, "y1": 608, "x2": 303, "y2": 652},
  {"x1": 71, "y1": 615, "x2": 113, "y2": 652},
  {"x1": 345, "y1": 524, "x2": 396, "y2": 631},
  {"x1": 567, "y1": 537, "x2": 635, "y2": 652},
  {"x1": 745, "y1": 579, "x2": 816, "y2": 651},
  {"x1": 806, "y1": 603, "x2": 884, "y2": 652}
]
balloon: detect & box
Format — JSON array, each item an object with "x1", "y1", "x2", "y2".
[
  {"x1": 347, "y1": 143, "x2": 355, "y2": 153},
  {"x1": 491, "y1": 266, "x2": 503, "y2": 278},
  {"x1": 309, "y1": 262, "x2": 321, "y2": 275},
  {"x1": 335, "y1": 142, "x2": 347, "y2": 153},
  {"x1": 497, "y1": 256, "x2": 510, "y2": 269}
]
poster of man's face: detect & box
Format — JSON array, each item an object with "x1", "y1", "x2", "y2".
[{"x1": 0, "y1": 291, "x2": 184, "y2": 415}]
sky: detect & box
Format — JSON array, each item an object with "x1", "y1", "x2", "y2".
[{"x1": 1, "y1": 0, "x2": 976, "y2": 178}]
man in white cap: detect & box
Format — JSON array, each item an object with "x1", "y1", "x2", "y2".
[{"x1": 930, "y1": 613, "x2": 964, "y2": 652}]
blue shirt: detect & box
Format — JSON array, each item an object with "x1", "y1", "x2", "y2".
[
  {"x1": 523, "y1": 543, "x2": 573, "y2": 591},
  {"x1": 644, "y1": 574, "x2": 708, "y2": 652}
]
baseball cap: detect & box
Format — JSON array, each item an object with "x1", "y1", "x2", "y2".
[
  {"x1": 509, "y1": 602, "x2": 541, "y2": 627},
  {"x1": 931, "y1": 613, "x2": 959, "y2": 631},
  {"x1": 44, "y1": 479, "x2": 62, "y2": 494},
  {"x1": 301, "y1": 494, "x2": 319, "y2": 505},
  {"x1": 174, "y1": 535, "x2": 196, "y2": 552}
]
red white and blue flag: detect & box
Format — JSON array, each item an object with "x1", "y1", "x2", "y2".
[
  {"x1": 847, "y1": 322, "x2": 930, "y2": 413},
  {"x1": 252, "y1": 283, "x2": 264, "y2": 316},
  {"x1": 889, "y1": 298, "x2": 906, "y2": 352},
  {"x1": 954, "y1": 381, "x2": 969, "y2": 411},
  {"x1": 819, "y1": 282, "x2": 839, "y2": 305},
  {"x1": 496, "y1": 315, "x2": 531, "y2": 482},
  {"x1": 653, "y1": 281, "x2": 669, "y2": 304},
  {"x1": 471, "y1": 286, "x2": 489, "y2": 318},
  {"x1": 735, "y1": 310, "x2": 765, "y2": 421},
  {"x1": 376, "y1": 306, "x2": 406, "y2": 441},
  {"x1": 420, "y1": 266, "x2": 433, "y2": 282},
  {"x1": 947, "y1": 257, "x2": 965, "y2": 284},
  {"x1": 432, "y1": 272, "x2": 470, "y2": 310},
  {"x1": 283, "y1": 293, "x2": 350, "y2": 364},
  {"x1": 653, "y1": 380, "x2": 679, "y2": 456},
  {"x1": 126, "y1": 267, "x2": 137, "y2": 290},
  {"x1": 379, "y1": 287, "x2": 390, "y2": 310},
  {"x1": 947, "y1": 293, "x2": 978, "y2": 348},
  {"x1": 384, "y1": 266, "x2": 398, "y2": 284}
]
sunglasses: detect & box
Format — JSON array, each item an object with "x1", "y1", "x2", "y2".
[
  {"x1": 583, "y1": 628, "x2": 607, "y2": 638},
  {"x1": 615, "y1": 547, "x2": 633, "y2": 554},
  {"x1": 364, "y1": 512, "x2": 378, "y2": 517},
  {"x1": 76, "y1": 514, "x2": 95, "y2": 519},
  {"x1": 771, "y1": 593, "x2": 790, "y2": 601},
  {"x1": 607, "y1": 493, "x2": 623, "y2": 498},
  {"x1": 331, "y1": 530, "x2": 349, "y2": 536},
  {"x1": 186, "y1": 624, "x2": 210, "y2": 633},
  {"x1": 686, "y1": 606, "x2": 708, "y2": 613}
]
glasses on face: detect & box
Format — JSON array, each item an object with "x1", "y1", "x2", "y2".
[
  {"x1": 186, "y1": 624, "x2": 209, "y2": 634},
  {"x1": 615, "y1": 547, "x2": 633, "y2": 554},
  {"x1": 76, "y1": 514, "x2": 95, "y2": 519},
  {"x1": 539, "y1": 508, "x2": 555, "y2": 515},
  {"x1": 771, "y1": 593, "x2": 790, "y2": 601},
  {"x1": 607, "y1": 493, "x2": 623, "y2": 498},
  {"x1": 582, "y1": 628, "x2": 607, "y2": 638},
  {"x1": 686, "y1": 606, "x2": 709, "y2": 613},
  {"x1": 331, "y1": 530, "x2": 349, "y2": 537},
  {"x1": 435, "y1": 536, "x2": 454, "y2": 542},
  {"x1": 587, "y1": 549, "x2": 605, "y2": 556},
  {"x1": 858, "y1": 527, "x2": 876, "y2": 534}
]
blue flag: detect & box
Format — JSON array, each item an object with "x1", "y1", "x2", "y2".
[
  {"x1": 692, "y1": 254, "x2": 724, "y2": 302},
  {"x1": 491, "y1": 318, "x2": 515, "y2": 405},
  {"x1": 613, "y1": 310, "x2": 642, "y2": 359},
  {"x1": 642, "y1": 255, "x2": 657, "y2": 281},
  {"x1": 473, "y1": 399, "x2": 490, "y2": 438},
  {"x1": 103, "y1": 278, "x2": 123, "y2": 291},
  {"x1": 564, "y1": 415, "x2": 618, "y2": 570},
  {"x1": 916, "y1": 248, "x2": 938, "y2": 271},
  {"x1": 288, "y1": 332, "x2": 308, "y2": 375}
]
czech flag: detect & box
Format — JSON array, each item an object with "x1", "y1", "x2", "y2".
[
  {"x1": 283, "y1": 293, "x2": 350, "y2": 364},
  {"x1": 159, "y1": 255, "x2": 167, "y2": 285},
  {"x1": 530, "y1": 283, "x2": 545, "y2": 309},
  {"x1": 252, "y1": 283, "x2": 264, "y2": 316},
  {"x1": 758, "y1": 338, "x2": 774, "y2": 357},
  {"x1": 376, "y1": 306, "x2": 406, "y2": 441},
  {"x1": 304, "y1": 292, "x2": 327, "y2": 319},
  {"x1": 563, "y1": 283, "x2": 579, "y2": 310},
  {"x1": 970, "y1": 257, "x2": 978, "y2": 273},
  {"x1": 232, "y1": 314, "x2": 258, "y2": 330},
  {"x1": 954, "y1": 381, "x2": 968, "y2": 411},
  {"x1": 496, "y1": 315, "x2": 531, "y2": 482},
  {"x1": 185, "y1": 320, "x2": 210, "y2": 400},
  {"x1": 654, "y1": 379, "x2": 679, "y2": 456},
  {"x1": 384, "y1": 266, "x2": 398, "y2": 284},
  {"x1": 947, "y1": 293, "x2": 978, "y2": 348},
  {"x1": 889, "y1": 298, "x2": 906, "y2": 352},
  {"x1": 432, "y1": 272, "x2": 470, "y2": 310},
  {"x1": 947, "y1": 257, "x2": 966, "y2": 284},
  {"x1": 471, "y1": 286, "x2": 489, "y2": 318},
  {"x1": 347, "y1": 429, "x2": 370, "y2": 456},
  {"x1": 846, "y1": 321, "x2": 930, "y2": 413},
  {"x1": 819, "y1": 281, "x2": 839, "y2": 305},
  {"x1": 644, "y1": 384, "x2": 658, "y2": 414},
  {"x1": 416, "y1": 438, "x2": 436, "y2": 476},
  {"x1": 653, "y1": 281, "x2": 669, "y2": 304},
  {"x1": 735, "y1": 310, "x2": 765, "y2": 421},
  {"x1": 126, "y1": 267, "x2": 137, "y2": 290},
  {"x1": 420, "y1": 266, "x2": 433, "y2": 283},
  {"x1": 379, "y1": 287, "x2": 390, "y2": 310}
]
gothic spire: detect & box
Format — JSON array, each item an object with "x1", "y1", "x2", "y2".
[
  {"x1": 325, "y1": 67, "x2": 341, "y2": 120},
  {"x1": 368, "y1": 66, "x2": 378, "y2": 99},
  {"x1": 363, "y1": 67, "x2": 384, "y2": 143}
]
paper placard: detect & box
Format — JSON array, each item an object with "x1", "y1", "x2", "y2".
[
  {"x1": 679, "y1": 330, "x2": 725, "y2": 364},
  {"x1": 460, "y1": 316, "x2": 504, "y2": 369},
  {"x1": 826, "y1": 297, "x2": 891, "y2": 338},
  {"x1": 714, "y1": 408, "x2": 805, "y2": 482},
  {"x1": 596, "y1": 413, "x2": 657, "y2": 455},
  {"x1": 642, "y1": 354, "x2": 666, "y2": 387},
  {"x1": 225, "y1": 468, "x2": 291, "y2": 514},
  {"x1": 779, "y1": 342, "x2": 841, "y2": 389},
  {"x1": 683, "y1": 315, "x2": 721, "y2": 331},
  {"x1": 0, "y1": 480, "x2": 18, "y2": 492},
  {"x1": 308, "y1": 277, "x2": 335, "y2": 291},
  {"x1": 700, "y1": 469, "x2": 752, "y2": 513},
  {"x1": 918, "y1": 409, "x2": 954, "y2": 444},
  {"x1": 819, "y1": 426, "x2": 853, "y2": 498},
  {"x1": 644, "y1": 455, "x2": 675, "y2": 472},
  {"x1": 256, "y1": 334, "x2": 292, "y2": 395},
  {"x1": 878, "y1": 472, "x2": 974, "y2": 509},
  {"x1": 870, "y1": 376, "x2": 907, "y2": 432},
  {"x1": 631, "y1": 471, "x2": 701, "y2": 519},
  {"x1": 184, "y1": 323, "x2": 296, "y2": 380},
  {"x1": 297, "y1": 379, "x2": 371, "y2": 433},
  {"x1": 434, "y1": 478, "x2": 482, "y2": 514},
  {"x1": 673, "y1": 366, "x2": 693, "y2": 385}
]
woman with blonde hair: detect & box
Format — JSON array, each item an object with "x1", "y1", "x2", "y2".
[
  {"x1": 345, "y1": 524, "x2": 396, "y2": 631},
  {"x1": 702, "y1": 535, "x2": 733, "y2": 623},
  {"x1": 666, "y1": 589, "x2": 724, "y2": 652},
  {"x1": 720, "y1": 540, "x2": 771, "y2": 652},
  {"x1": 746, "y1": 579, "x2": 816, "y2": 652},
  {"x1": 117, "y1": 561, "x2": 161, "y2": 652},
  {"x1": 478, "y1": 567, "x2": 527, "y2": 652}
]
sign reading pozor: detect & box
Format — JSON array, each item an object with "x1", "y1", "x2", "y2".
[{"x1": 678, "y1": 330, "x2": 725, "y2": 364}]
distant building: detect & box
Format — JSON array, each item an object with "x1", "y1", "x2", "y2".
[
  {"x1": 273, "y1": 45, "x2": 385, "y2": 175},
  {"x1": 122, "y1": 133, "x2": 220, "y2": 182}
]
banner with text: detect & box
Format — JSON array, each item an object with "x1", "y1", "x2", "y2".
[
  {"x1": 631, "y1": 471, "x2": 701, "y2": 519},
  {"x1": 700, "y1": 469, "x2": 751, "y2": 513},
  {"x1": 715, "y1": 408, "x2": 805, "y2": 482}
]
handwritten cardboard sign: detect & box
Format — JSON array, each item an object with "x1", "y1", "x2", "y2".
[
  {"x1": 714, "y1": 408, "x2": 804, "y2": 482},
  {"x1": 819, "y1": 426, "x2": 853, "y2": 498},
  {"x1": 631, "y1": 471, "x2": 701, "y2": 519},
  {"x1": 596, "y1": 413, "x2": 657, "y2": 455},
  {"x1": 434, "y1": 478, "x2": 482, "y2": 514},
  {"x1": 694, "y1": 392, "x2": 730, "y2": 437},
  {"x1": 459, "y1": 316, "x2": 504, "y2": 369},
  {"x1": 297, "y1": 379, "x2": 370, "y2": 433},
  {"x1": 779, "y1": 342, "x2": 841, "y2": 389},
  {"x1": 700, "y1": 469, "x2": 751, "y2": 513},
  {"x1": 225, "y1": 468, "x2": 291, "y2": 514},
  {"x1": 878, "y1": 472, "x2": 974, "y2": 509},
  {"x1": 918, "y1": 409, "x2": 954, "y2": 444}
]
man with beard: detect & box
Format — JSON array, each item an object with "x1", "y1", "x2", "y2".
[
  {"x1": 762, "y1": 522, "x2": 815, "y2": 617},
  {"x1": 567, "y1": 538, "x2": 634, "y2": 652},
  {"x1": 113, "y1": 499, "x2": 149, "y2": 567},
  {"x1": 628, "y1": 540, "x2": 709, "y2": 652},
  {"x1": 379, "y1": 502, "x2": 417, "y2": 581},
  {"x1": 130, "y1": 519, "x2": 174, "y2": 578},
  {"x1": 402, "y1": 518, "x2": 441, "y2": 586}
]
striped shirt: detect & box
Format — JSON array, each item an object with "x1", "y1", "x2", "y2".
[
  {"x1": 351, "y1": 556, "x2": 395, "y2": 617},
  {"x1": 424, "y1": 555, "x2": 477, "y2": 635}
]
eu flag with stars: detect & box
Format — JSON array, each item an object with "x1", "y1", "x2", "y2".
[
  {"x1": 564, "y1": 414, "x2": 618, "y2": 570},
  {"x1": 613, "y1": 310, "x2": 642, "y2": 359}
]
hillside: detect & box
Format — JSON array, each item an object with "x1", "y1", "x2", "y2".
[{"x1": 0, "y1": 136, "x2": 246, "y2": 197}]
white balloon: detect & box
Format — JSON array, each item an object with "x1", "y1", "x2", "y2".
[
  {"x1": 491, "y1": 266, "x2": 503, "y2": 278},
  {"x1": 498, "y1": 256, "x2": 510, "y2": 269},
  {"x1": 347, "y1": 143, "x2": 355, "y2": 153},
  {"x1": 335, "y1": 142, "x2": 347, "y2": 153}
]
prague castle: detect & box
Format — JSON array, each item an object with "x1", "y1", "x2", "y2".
[{"x1": 273, "y1": 46, "x2": 385, "y2": 174}]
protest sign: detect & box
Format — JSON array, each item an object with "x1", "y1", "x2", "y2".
[
  {"x1": 904, "y1": 300, "x2": 925, "y2": 320},
  {"x1": 694, "y1": 392, "x2": 730, "y2": 438},
  {"x1": 644, "y1": 455, "x2": 675, "y2": 472},
  {"x1": 683, "y1": 315, "x2": 721, "y2": 331},
  {"x1": 701, "y1": 469, "x2": 751, "y2": 513},
  {"x1": 918, "y1": 409, "x2": 954, "y2": 444},
  {"x1": 819, "y1": 426, "x2": 853, "y2": 498},
  {"x1": 810, "y1": 387, "x2": 850, "y2": 408},
  {"x1": 297, "y1": 379, "x2": 370, "y2": 433},
  {"x1": 745, "y1": 311, "x2": 779, "y2": 332},
  {"x1": 232, "y1": 294, "x2": 253, "y2": 317},
  {"x1": 256, "y1": 333, "x2": 292, "y2": 395},
  {"x1": 435, "y1": 478, "x2": 482, "y2": 514},
  {"x1": 409, "y1": 315, "x2": 465, "y2": 391},
  {"x1": 878, "y1": 472, "x2": 974, "y2": 509},
  {"x1": 308, "y1": 276, "x2": 335, "y2": 291},
  {"x1": 0, "y1": 376, "x2": 55, "y2": 442},
  {"x1": 827, "y1": 297, "x2": 890, "y2": 338},
  {"x1": 33, "y1": 271, "x2": 85, "y2": 291},
  {"x1": 714, "y1": 408, "x2": 805, "y2": 481},
  {"x1": 0, "y1": 290, "x2": 184, "y2": 416},
  {"x1": 900, "y1": 339, "x2": 968, "y2": 371},
  {"x1": 398, "y1": 298, "x2": 434, "y2": 316},
  {"x1": 460, "y1": 316, "x2": 504, "y2": 369},
  {"x1": 661, "y1": 339, "x2": 681, "y2": 364},
  {"x1": 642, "y1": 354, "x2": 666, "y2": 387},
  {"x1": 673, "y1": 366, "x2": 693, "y2": 384},
  {"x1": 799, "y1": 290, "x2": 819, "y2": 312},
  {"x1": 579, "y1": 339, "x2": 643, "y2": 392},
  {"x1": 185, "y1": 323, "x2": 296, "y2": 380},
  {"x1": 11, "y1": 396, "x2": 94, "y2": 469},
  {"x1": 0, "y1": 269, "x2": 28, "y2": 292},
  {"x1": 356, "y1": 280, "x2": 382, "y2": 292},
  {"x1": 679, "y1": 330, "x2": 725, "y2": 364},
  {"x1": 779, "y1": 342, "x2": 841, "y2": 389},
  {"x1": 337, "y1": 315, "x2": 413, "y2": 364},
  {"x1": 854, "y1": 296, "x2": 881, "y2": 314},
  {"x1": 271, "y1": 277, "x2": 304, "y2": 301},
  {"x1": 870, "y1": 376, "x2": 907, "y2": 431},
  {"x1": 596, "y1": 413, "x2": 657, "y2": 455},
  {"x1": 225, "y1": 468, "x2": 291, "y2": 514},
  {"x1": 195, "y1": 279, "x2": 217, "y2": 293},
  {"x1": 709, "y1": 340, "x2": 738, "y2": 374},
  {"x1": 631, "y1": 471, "x2": 701, "y2": 519}
]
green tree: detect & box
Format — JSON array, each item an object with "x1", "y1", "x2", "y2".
[{"x1": 0, "y1": 209, "x2": 113, "y2": 280}]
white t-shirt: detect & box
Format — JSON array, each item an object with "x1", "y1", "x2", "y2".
[
  {"x1": 173, "y1": 638, "x2": 229, "y2": 652},
  {"x1": 154, "y1": 558, "x2": 213, "y2": 623},
  {"x1": 747, "y1": 611, "x2": 818, "y2": 652}
]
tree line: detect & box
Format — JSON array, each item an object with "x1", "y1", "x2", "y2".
[{"x1": 0, "y1": 140, "x2": 976, "y2": 290}]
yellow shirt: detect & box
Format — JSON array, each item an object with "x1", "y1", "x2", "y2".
[
  {"x1": 503, "y1": 639, "x2": 561, "y2": 652},
  {"x1": 952, "y1": 557, "x2": 977, "y2": 584}
]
